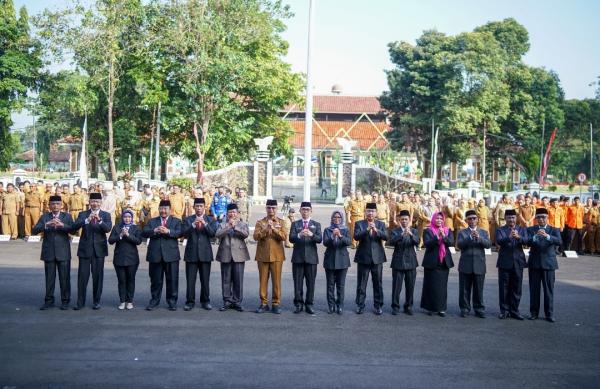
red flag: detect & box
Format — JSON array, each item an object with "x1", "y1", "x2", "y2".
[{"x1": 540, "y1": 128, "x2": 558, "y2": 185}]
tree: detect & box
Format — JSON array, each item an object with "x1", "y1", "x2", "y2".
[
  {"x1": 35, "y1": 0, "x2": 145, "y2": 183},
  {"x1": 0, "y1": 0, "x2": 41, "y2": 169},
  {"x1": 149, "y1": 0, "x2": 303, "y2": 183}
]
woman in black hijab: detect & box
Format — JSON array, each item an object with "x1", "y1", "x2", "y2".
[{"x1": 322, "y1": 210, "x2": 352, "y2": 314}]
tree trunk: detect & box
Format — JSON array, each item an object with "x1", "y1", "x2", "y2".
[
  {"x1": 107, "y1": 63, "x2": 117, "y2": 184},
  {"x1": 192, "y1": 121, "x2": 205, "y2": 185}
]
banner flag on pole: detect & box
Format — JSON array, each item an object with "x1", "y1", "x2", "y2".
[{"x1": 540, "y1": 127, "x2": 558, "y2": 185}]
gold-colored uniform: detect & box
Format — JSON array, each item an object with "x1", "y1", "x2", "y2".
[
  {"x1": 1, "y1": 192, "x2": 20, "y2": 239},
  {"x1": 348, "y1": 199, "x2": 366, "y2": 248},
  {"x1": 24, "y1": 190, "x2": 43, "y2": 236},
  {"x1": 169, "y1": 193, "x2": 186, "y2": 219}
]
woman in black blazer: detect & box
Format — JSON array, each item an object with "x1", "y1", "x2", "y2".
[
  {"x1": 421, "y1": 211, "x2": 455, "y2": 316},
  {"x1": 322, "y1": 210, "x2": 352, "y2": 314},
  {"x1": 108, "y1": 210, "x2": 142, "y2": 310}
]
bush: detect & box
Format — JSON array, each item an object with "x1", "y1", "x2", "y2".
[
  {"x1": 568, "y1": 183, "x2": 575, "y2": 191},
  {"x1": 523, "y1": 185, "x2": 529, "y2": 190},
  {"x1": 548, "y1": 185, "x2": 557, "y2": 192},
  {"x1": 168, "y1": 177, "x2": 194, "y2": 192}
]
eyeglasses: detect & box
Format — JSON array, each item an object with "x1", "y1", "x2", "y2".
[
  {"x1": 332, "y1": 216, "x2": 342, "y2": 219},
  {"x1": 466, "y1": 217, "x2": 477, "y2": 220}
]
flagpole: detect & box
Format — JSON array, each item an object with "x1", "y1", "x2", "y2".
[
  {"x1": 539, "y1": 118, "x2": 545, "y2": 185},
  {"x1": 79, "y1": 112, "x2": 89, "y2": 189},
  {"x1": 303, "y1": 0, "x2": 315, "y2": 202}
]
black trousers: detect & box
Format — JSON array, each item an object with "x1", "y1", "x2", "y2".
[
  {"x1": 391, "y1": 268, "x2": 416, "y2": 310},
  {"x1": 565, "y1": 227, "x2": 583, "y2": 252},
  {"x1": 185, "y1": 261, "x2": 211, "y2": 305},
  {"x1": 459, "y1": 272, "x2": 485, "y2": 313},
  {"x1": 115, "y1": 264, "x2": 138, "y2": 303},
  {"x1": 77, "y1": 257, "x2": 105, "y2": 307},
  {"x1": 498, "y1": 267, "x2": 523, "y2": 315},
  {"x1": 44, "y1": 260, "x2": 71, "y2": 305},
  {"x1": 355, "y1": 263, "x2": 383, "y2": 308},
  {"x1": 529, "y1": 268, "x2": 555, "y2": 317},
  {"x1": 292, "y1": 263, "x2": 317, "y2": 307},
  {"x1": 325, "y1": 268, "x2": 347, "y2": 308},
  {"x1": 149, "y1": 260, "x2": 179, "y2": 307},
  {"x1": 220, "y1": 261, "x2": 245, "y2": 305}
]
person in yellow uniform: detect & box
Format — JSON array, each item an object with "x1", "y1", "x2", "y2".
[
  {"x1": 343, "y1": 191, "x2": 354, "y2": 228},
  {"x1": 1, "y1": 184, "x2": 20, "y2": 239},
  {"x1": 121, "y1": 190, "x2": 143, "y2": 225},
  {"x1": 396, "y1": 192, "x2": 414, "y2": 222},
  {"x1": 68, "y1": 184, "x2": 86, "y2": 236},
  {"x1": 24, "y1": 182, "x2": 43, "y2": 239},
  {"x1": 42, "y1": 183, "x2": 54, "y2": 213},
  {"x1": 168, "y1": 185, "x2": 186, "y2": 220},
  {"x1": 476, "y1": 199, "x2": 490, "y2": 234},
  {"x1": 587, "y1": 200, "x2": 600, "y2": 255},
  {"x1": 139, "y1": 185, "x2": 160, "y2": 228},
  {"x1": 253, "y1": 199, "x2": 288, "y2": 314},
  {"x1": 17, "y1": 182, "x2": 27, "y2": 238},
  {"x1": 348, "y1": 190, "x2": 366, "y2": 249},
  {"x1": 565, "y1": 197, "x2": 585, "y2": 254}
]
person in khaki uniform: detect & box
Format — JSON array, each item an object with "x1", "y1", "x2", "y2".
[
  {"x1": 2, "y1": 184, "x2": 20, "y2": 239},
  {"x1": 343, "y1": 191, "x2": 354, "y2": 229},
  {"x1": 42, "y1": 184, "x2": 54, "y2": 213},
  {"x1": 61, "y1": 184, "x2": 71, "y2": 213},
  {"x1": 253, "y1": 199, "x2": 287, "y2": 314},
  {"x1": 17, "y1": 182, "x2": 27, "y2": 238},
  {"x1": 374, "y1": 193, "x2": 389, "y2": 227},
  {"x1": 518, "y1": 196, "x2": 537, "y2": 227},
  {"x1": 348, "y1": 191, "x2": 366, "y2": 249},
  {"x1": 587, "y1": 201, "x2": 600, "y2": 254},
  {"x1": 476, "y1": 199, "x2": 490, "y2": 234},
  {"x1": 281, "y1": 208, "x2": 296, "y2": 248},
  {"x1": 69, "y1": 184, "x2": 86, "y2": 236},
  {"x1": 168, "y1": 185, "x2": 186, "y2": 220},
  {"x1": 24, "y1": 183, "x2": 43, "y2": 238}
]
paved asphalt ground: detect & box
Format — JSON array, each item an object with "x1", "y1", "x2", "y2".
[{"x1": 1, "y1": 205, "x2": 600, "y2": 388}]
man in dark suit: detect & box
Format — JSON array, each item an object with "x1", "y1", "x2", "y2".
[
  {"x1": 215, "y1": 203, "x2": 250, "y2": 311},
  {"x1": 353, "y1": 202, "x2": 387, "y2": 315},
  {"x1": 495, "y1": 209, "x2": 528, "y2": 320},
  {"x1": 456, "y1": 209, "x2": 492, "y2": 318},
  {"x1": 388, "y1": 209, "x2": 419, "y2": 315},
  {"x1": 289, "y1": 201, "x2": 322, "y2": 315},
  {"x1": 142, "y1": 200, "x2": 182, "y2": 311},
  {"x1": 32, "y1": 195, "x2": 74, "y2": 310},
  {"x1": 71, "y1": 192, "x2": 112, "y2": 310},
  {"x1": 527, "y1": 208, "x2": 562, "y2": 322},
  {"x1": 182, "y1": 198, "x2": 217, "y2": 311}
]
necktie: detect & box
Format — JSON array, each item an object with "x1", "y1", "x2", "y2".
[
  {"x1": 162, "y1": 218, "x2": 167, "y2": 227},
  {"x1": 303, "y1": 221, "x2": 308, "y2": 230}
]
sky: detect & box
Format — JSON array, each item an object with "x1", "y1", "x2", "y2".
[{"x1": 10, "y1": 0, "x2": 600, "y2": 129}]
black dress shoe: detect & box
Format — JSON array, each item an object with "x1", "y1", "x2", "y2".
[
  {"x1": 60, "y1": 304, "x2": 69, "y2": 310},
  {"x1": 233, "y1": 305, "x2": 244, "y2": 312},
  {"x1": 92, "y1": 303, "x2": 101, "y2": 310},
  {"x1": 355, "y1": 306, "x2": 364, "y2": 314},
  {"x1": 510, "y1": 312, "x2": 524, "y2": 321},
  {"x1": 219, "y1": 304, "x2": 229, "y2": 311},
  {"x1": 498, "y1": 313, "x2": 508, "y2": 319},
  {"x1": 305, "y1": 305, "x2": 315, "y2": 315},
  {"x1": 475, "y1": 311, "x2": 486, "y2": 319},
  {"x1": 168, "y1": 306, "x2": 177, "y2": 311},
  {"x1": 404, "y1": 308, "x2": 413, "y2": 316},
  {"x1": 336, "y1": 306, "x2": 343, "y2": 315},
  {"x1": 293, "y1": 305, "x2": 303, "y2": 314},
  {"x1": 255, "y1": 304, "x2": 269, "y2": 313},
  {"x1": 201, "y1": 303, "x2": 212, "y2": 311},
  {"x1": 460, "y1": 310, "x2": 468, "y2": 318},
  {"x1": 327, "y1": 305, "x2": 336, "y2": 314},
  {"x1": 146, "y1": 304, "x2": 158, "y2": 311},
  {"x1": 545, "y1": 316, "x2": 556, "y2": 323},
  {"x1": 528, "y1": 314, "x2": 538, "y2": 320},
  {"x1": 271, "y1": 305, "x2": 282, "y2": 314},
  {"x1": 184, "y1": 304, "x2": 193, "y2": 311},
  {"x1": 438, "y1": 311, "x2": 446, "y2": 317},
  {"x1": 73, "y1": 305, "x2": 83, "y2": 311},
  {"x1": 373, "y1": 307, "x2": 383, "y2": 316},
  {"x1": 391, "y1": 308, "x2": 399, "y2": 315},
  {"x1": 40, "y1": 303, "x2": 54, "y2": 310}
]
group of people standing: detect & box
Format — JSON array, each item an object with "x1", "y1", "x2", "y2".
[{"x1": 34, "y1": 189, "x2": 561, "y2": 322}]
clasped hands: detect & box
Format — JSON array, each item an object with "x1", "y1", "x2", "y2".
[
  {"x1": 45, "y1": 218, "x2": 64, "y2": 228},
  {"x1": 153, "y1": 225, "x2": 170, "y2": 234}
]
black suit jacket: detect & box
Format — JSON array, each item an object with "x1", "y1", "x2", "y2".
[
  {"x1": 31, "y1": 212, "x2": 73, "y2": 262},
  {"x1": 422, "y1": 228, "x2": 455, "y2": 269},
  {"x1": 289, "y1": 219, "x2": 322, "y2": 264},
  {"x1": 182, "y1": 214, "x2": 217, "y2": 262},
  {"x1": 142, "y1": 216, "x2": 182, "y2": 263},
  {"x1": 108, "y1": 224, "x2": 142, "y2": 266},
  {"x1": 388, "y1": 227, "x2": 419, "y2": 270},
  {"x1": 72, "y1": 209, "x2": 112, "y2": 258},
  {"x1": 495, "y1": 225, "x2": 528, "y2": 270},
  {"x1": 526, "y1": 225, "x2": 561, "y2": 270},
  {"x1": 353, "y1": 219, "x2": 387, "y2": 265},
  {"x1": 322, "y1": 226, "x2": 351, "y2": 270},
  {"x1": 456, "y1": 228, "x2": 491, "y2": 275}
]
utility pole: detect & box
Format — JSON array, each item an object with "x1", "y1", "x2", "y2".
[
  {"x1": 154, "y1": 101, "x2": 161, "y2": 181},
  {"x1": 482, "y1": 123, "x2": 487, "y2": 192},
  {"x1": 303, "y1": 0, "x2": 315, "y2": 201}
]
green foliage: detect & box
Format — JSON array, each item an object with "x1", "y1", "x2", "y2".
[
  {"x1": 168, "y1": 177, "x2": 194, "y2": 192},
  {"x1": 548, "y1": 185, "x2": 557, "y2": 192},
  {"x1": 0, "y1": 0, "x2": 41, "y2": 168}
]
